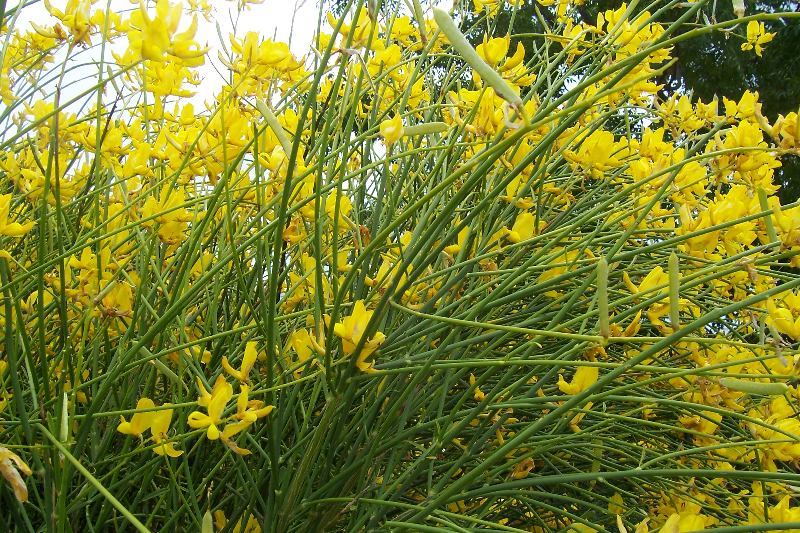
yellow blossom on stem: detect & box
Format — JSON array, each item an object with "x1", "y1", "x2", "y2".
[
  {"x1": 287, "y1": 328, "x2": 324, "y2": 376},
  {"x1": 214, "y1": 510, "x2": 262, "y2": 533},
  {"x1": 0, "y1": 194, "x2": 35, "y2": 237},
  {"x1": 443, "y1": 219, "x2": 470, "y2": 256},
  {"x1": 741, "y1": 21, "x2": 775, "y2": 57},
  {"x1": 117, "y1": 398, "x2": 182, "y2": 457},
  {"x1": 188, "y1": 376, "x2": 233, "y2": 440},
  {"x1": 222, "y1": 341, "x2": 259, "y2": 382},
  {"x1": 476, "y1": 35, "x2": 509, "y2": 68},
  {"x1": 766, "y1": 297, "x2": 800, "y2": 340},
  {"x1": 505, "y1": 211, "x2": 535, "y2": 244},
  {"x1": 217, "y1": 384, "x2": 273, "y2": 455},
  {"x1": 333, "y1": 300, "x2": 386, "y2": 372},
  {"x1": 564, "y1": 129, "x2": 625, "y2": 179},
  {"x1": 140, "y1": 185, "x2": 197, "y2": 245},
  {"x1": 380, "y1": 114, "x2": 404, "y2": 146},
  {"x1": 150, "y1": 406, "x2": 183, "y2": 458},
  {"x1": 117, "y1": 397, "x2": 157, "y2": 438},
  {"x1": 660, "y1": 511, "x2": 709, "y2": 532},
  {"x1": 127, "y1": 0, "x2": 207, "y2": 64},
  {"x1": 557, "y1": 365, "x2": 599, "y2": 395},
  {"x1": 624, "y1": 266, "x2": 690, "y2": 328},
  {"x1": 469, "y1": 373, "x2": 486, "y2": 401}
]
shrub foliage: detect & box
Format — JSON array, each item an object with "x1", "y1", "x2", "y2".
[{"x1": 1, "y1": 0, "x2": 800, "y2": 531}]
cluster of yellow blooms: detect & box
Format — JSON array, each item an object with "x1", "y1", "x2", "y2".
[{"x1": 0, "y1": 0, "x2": 798, "y2": 530}]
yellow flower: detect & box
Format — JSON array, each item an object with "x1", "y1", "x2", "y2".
[
  {"x1": 188, "y1": 376, "x2": 273, "y2": 454},
  {"x1": 0, "y1": 446, "x2": 32, "y2": 503},
  {"x1": 287, "y1": 329, "x2": 324, "y2": 376},
  {"x1": 753, "y1": 417, "x2": 800, "y2": 464},
  {"x1": 557, "y1": 365, "x2": 599, "y2": 395},
  {"x1": 127, "y1": 0, "x2": 207, "y2": 64},
  {"x1": 505, "y1": 212, "x2": 535, "y2": 243},
  {"x1": 234, "y1": 384, "x2": 274, "y2": 423},
  {"x1": 469, "y1": 373, "x2": 486, "y2": 401},
  {"x1": 741, "y1": 21, "x2": 775, "y2": 57},
  {"x1": 660, "y1": 511, "x2": 709, "y2": 532},
  {"x1": 100, "y1": 281, "x2": 134, "y2": 318},
  {"x1": 326, "y1": 10, "x2": 375, "y2": 49},
  {"x1": 220, "y1": 384, "x2": 274, "y2": 455},
  {"x1": 608, "y1": 492, "x2": 624, "y2": 515},
  {"x1": 0, "y1": 194, "x2": 35, "y2": 237},
  {"x1": 774, "y1": 111, "x2": 798, "y2": 149},
  {"x1": 564, "y1": 129, "x2": 625, "y2": 179},
  {"x1": 41, "y1": 0, "x2": 93, "y2": 46},
  {"x1": 333, "y1": 300, "x2": 386, "y2": 372},
  {"x1": 624, "y1": 266, "x2": 687, "y2": 327},
  {"x1": 150, "y1": 406, "x2": 183, "y2": 458},
  {"x1": 767, "y1": 297, "x2": 800, "y2": 340},
  {"x1": 473, "y1": 0, "x2": 502, "y2": 17},
  {"x1": 443, "y1": 219, "x2": 470, "y2": 256},
  {"x1": 140, "y1": 185, "x2": 197, "y2": 245},
  {"x1": 188, "y1": 376, "x2": 233, "y2": 440},
  {"x1": 752, "y1": 494, "x2": 800, "y2": 527},
  {"x1": 214, "y1": 510, "x2": 262, "y2": 533},
  {"x1": 476, "y1": 36, "x2": 509, "y2": 67},
  {"x1": 474, "y1": 35, "x2": 534, "y2": 87},
  {"x1": 222, "y1": 341, "x2": 259, "y2": 382},
  {"x1": 117, "y1": 398, "x2": 182, "y2": 457},
  {"x1": 380, "y1": 114, "x2": 404, "y2": 146},
  {"x1": 635, "y1": 266, "x2": 669, "y2": 295},
  {"x1": 325, "y1": 191, "x2": 353, "y2": 229},
  {"x1": 679, "y1": 410, "x2": 723, "y2": 443},
  {"x1": 537, "y1": 247, "x2": 592, "y2": 298},
  {"x1": 510, "y1": 458, "x2": 535, "y2": 479},
  {"x1": 117, "y1": 397, "x2": 157, "y2": 438}
]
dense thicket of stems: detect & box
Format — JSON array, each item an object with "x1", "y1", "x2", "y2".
[{"x1": 1, "y1": 0, "x2": 799, "y2": 531}]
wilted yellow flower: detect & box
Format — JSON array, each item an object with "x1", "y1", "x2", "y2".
[{"x1": 0, "y1": 446, "x2": 31, "y2": 503}]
